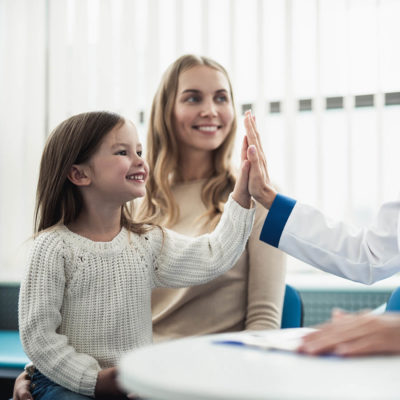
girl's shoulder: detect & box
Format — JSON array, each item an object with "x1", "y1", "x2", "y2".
[
  {"x1": 31, "y1": 225, "x2": 67, "y2": 257},
  {"x1": 33, "y1": 225, "x2": 64, "y2": 243},
  {"x1": 133, "y1": 225, "x2": 164, "y2": 257}
]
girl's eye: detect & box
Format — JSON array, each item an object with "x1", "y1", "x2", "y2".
[
  {"x1": 137, "y1": 151, "x2": 142, "y2": 157},
  {"x1": 117, "y1": 150, "x2": 127, "y2": 156}
]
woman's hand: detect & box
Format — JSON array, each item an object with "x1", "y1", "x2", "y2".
[
  {"x1": 95, "y1": 367, "x2": 128, "y2": 399},
  {"x1": 231, "y1": 135, "x2": 251, "y2": 209},
  {"x1": 298, "y1": 312, "x2": 400, "y2": 356},
  {"x1": 13, "y1": 371, "x2": 33, "y2": 400}
]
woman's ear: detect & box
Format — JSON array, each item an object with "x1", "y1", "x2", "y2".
[{"x1": 67, "y1": 165, "x2": 91, "y2": 186}]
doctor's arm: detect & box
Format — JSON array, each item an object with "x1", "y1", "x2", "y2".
[{"x1": 244, "y1": 111, "x2": 400, "y2": 284}]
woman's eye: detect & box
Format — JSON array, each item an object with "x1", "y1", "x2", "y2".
[
  {"x1": 117, "y1": 150, "x2": 127, "y2": 156},
  {"x1": 216, "y1": 95, "x2": 228, "y2": 103},
  {"x1": 186, "y1": 96, "x2": 201, "y2": 103}
]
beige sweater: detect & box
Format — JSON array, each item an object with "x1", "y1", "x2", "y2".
[
  {"x1": 19, "y1": 196, "x2": 254, "y2": 396},
  {"x1": 152, "y1": 180, "x2": 286, "y2": 342}
]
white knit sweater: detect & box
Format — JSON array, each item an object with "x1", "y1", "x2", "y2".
[{"x1": 19, "y1": 196, "x2": 254, "y2": 396}]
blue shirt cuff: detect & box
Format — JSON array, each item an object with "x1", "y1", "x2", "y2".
[{"x1": 259, "y1": 194, "x2": 297, "y2": 248}]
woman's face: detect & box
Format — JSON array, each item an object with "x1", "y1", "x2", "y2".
[{"x1": 173, "y1": 65, "x2": 234, "y2": 155}]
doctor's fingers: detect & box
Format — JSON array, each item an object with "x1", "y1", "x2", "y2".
[{"x1": 334, "y1": 329, "x2": 400, "y2": 356}]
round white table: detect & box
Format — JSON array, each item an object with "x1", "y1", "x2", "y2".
[{"x1": 119, "y1": 328, "x2": 400, "y2": 400}]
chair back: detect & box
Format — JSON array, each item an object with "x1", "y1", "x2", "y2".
[
  {"x1": 0, "y1": 283, "x2": 19, "y2": 330},
  {"x1": 0, "y1": 283, "x2": 29, "y2": 375},
  {"x1": 386, "y1": 287, "x2": 400, "y2": 312},
  {"x1": 281, "y1": 284, "x2": 303, "y2": 329}
]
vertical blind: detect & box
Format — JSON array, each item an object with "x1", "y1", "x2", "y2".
[{"x1": 1, "y1": 0, "x2": 400, "y2": 279}]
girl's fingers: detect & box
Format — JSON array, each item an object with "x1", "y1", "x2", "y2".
[
  {"x1": 244, "y1": 112, "x2": 257, "y2": 147},
  {"x1": 248, "y1": 114, "x2": 268, "y2": 169},
  {"x1": 248, "y1": 112, "x2": 262, "y2": 151},
  {"x1": 244, "y1": 111, "x2": 272, "y2": 184},
  {"x1": 247, "y1": 146, "x2": 264, "y2": 180},
  {"x1": 241, "y1": 135, "x2": 248, "y2": 162},
  {"x1": 245, "y1": 111, "x2": 267, "y2": 167}
]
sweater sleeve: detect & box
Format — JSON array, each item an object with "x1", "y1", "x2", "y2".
[
  {"x1": 19, "y1": 231, "x2": 100, "y2": 397},
  {"x1": 149, "y1": 195, "x2": 255, "y2": 288},
  {"x1": 260, "y1": 194, "x2": 400, "y2": 284},
  {"x1": 245, "y1": 201, "x2": 286, "y2": 330}
]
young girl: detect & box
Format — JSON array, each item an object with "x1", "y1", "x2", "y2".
[{"x1": 19, "y1": 111, "x2": 255, "y2": 399}]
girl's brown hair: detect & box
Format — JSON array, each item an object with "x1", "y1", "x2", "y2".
[
  {"x1": 139, "y1": 54, "x2": 237, "y2": 229},
  {"x1": 35, "y1": 111, "x2": 149, "y2": 235}
]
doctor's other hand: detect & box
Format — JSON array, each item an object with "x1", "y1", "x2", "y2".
[{"x1": 298, "y1": 312, "x2": 400, "y2": 356}]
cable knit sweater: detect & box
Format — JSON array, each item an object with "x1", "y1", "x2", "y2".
[{"x1": 19, "y1": 196, "x2": 254, "y2": 397}]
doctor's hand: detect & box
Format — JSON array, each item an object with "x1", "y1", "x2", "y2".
[
  {"x1": 243, "y1": 111, "x2": 277, "y2": 209},
  {"x1": 298, "y1": 312, "x2": 400, "y2": 356}
]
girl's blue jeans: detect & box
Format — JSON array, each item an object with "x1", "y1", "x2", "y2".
[{"x1": 30, "y1": 370, "x2": 91, "y2": 400}]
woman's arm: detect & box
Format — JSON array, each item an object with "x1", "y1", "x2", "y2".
[{"x1": 245, "y1": 202, "x2": 286, "y2": 330}]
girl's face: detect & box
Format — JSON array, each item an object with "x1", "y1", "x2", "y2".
[
  {"x1": 173, "y1": 65, "x2": 234, "y2": 156},
  {"x1": 86, "y1": 121, "x2": 149, "y2": 205}
]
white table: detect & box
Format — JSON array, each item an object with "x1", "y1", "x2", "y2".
[{"x1": 119, "y1": 328, "x2": 400, "y2": 400}]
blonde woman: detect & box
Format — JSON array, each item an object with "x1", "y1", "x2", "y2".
[{"x1": 141, "y1": 54, "x2": 286, "y2": 341}]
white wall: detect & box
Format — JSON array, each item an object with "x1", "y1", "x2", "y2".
[{"x1": 1, "y1": 0, "x2": 400, "y2": 281}]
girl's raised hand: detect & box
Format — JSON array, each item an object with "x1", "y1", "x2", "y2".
[
  {"x1": 231, "y1": 135, "x2": 251, "y2": 209},
  {"x1": 244, "y1": 111, "x2": 277, "y2": 209}
]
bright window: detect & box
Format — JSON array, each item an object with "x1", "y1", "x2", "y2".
[{"x1": 1, "y1": 0, "x2": 399, "y2": 280}]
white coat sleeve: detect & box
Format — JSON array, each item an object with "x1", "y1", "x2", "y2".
[{"x1": 260, "y1": 193, "x2": 400, "y2": 284}]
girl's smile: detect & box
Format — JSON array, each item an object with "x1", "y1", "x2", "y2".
[
  {"x1": 81, "y1": 121, "x2": 149, "y2": 205},
  {"x1": 126, "y1": 173, "x2": 146, "y2": 182}
]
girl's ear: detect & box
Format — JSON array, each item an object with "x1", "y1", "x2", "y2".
[{"x1": 67, "y1": 165, "x2": 91, "y2": 186}]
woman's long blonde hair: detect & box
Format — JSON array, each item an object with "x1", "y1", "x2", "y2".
[
  {"x1": 35, "y1": 111, "x2": 150, "y2": 235},
  {"x1": 139, "y1": 54, "x2": 237, "y2": 229}
]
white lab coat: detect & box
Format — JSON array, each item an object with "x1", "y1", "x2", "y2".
[{"x1": 279, "y1": 198, "x2": 400, "y2": 284}]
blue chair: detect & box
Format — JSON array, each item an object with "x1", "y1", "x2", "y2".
[
  {"x1": 281, "y1": 284, "x2": 303, "y2": 329},
  {"x1": 0, "y1": 283, "x2": 30, "y2": 380},
  {"x1": 386, "y1": 287, "x2": 400, "y2": 312}
]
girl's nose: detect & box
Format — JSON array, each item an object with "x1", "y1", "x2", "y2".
[{"x1": 133, "y1": 154, "x2": 144, "y2": 166}]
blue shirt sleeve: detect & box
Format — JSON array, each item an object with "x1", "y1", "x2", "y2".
[{"x1": 259, "y1": 194, "x2": 297, "y2": 248}]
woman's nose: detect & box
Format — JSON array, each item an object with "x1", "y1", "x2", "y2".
[{"x1": 200, "y1": 100, "x2": 218, "y2": 117}]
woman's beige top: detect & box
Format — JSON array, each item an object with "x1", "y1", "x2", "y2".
[{"x1": 152, "y1": 179, "x2": 286, "y2": 342}]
